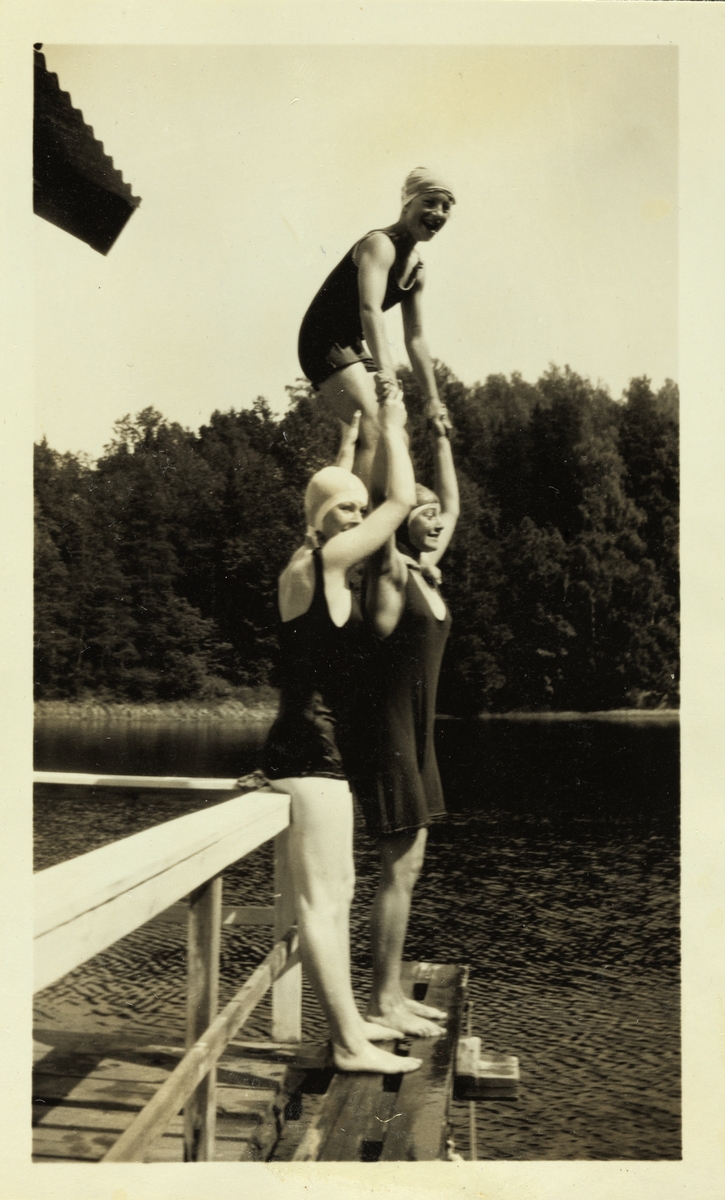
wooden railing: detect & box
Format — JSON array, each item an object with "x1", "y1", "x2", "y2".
[{"x1": 33, "y1": 772, "x2": 301, "y2": 1163}]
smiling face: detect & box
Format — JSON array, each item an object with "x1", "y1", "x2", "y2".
[
  {"x1": 320, "y1": 498, "x2": 367, "y2": 540},
  {"x1": 401, "y1": 191, "x2": 452, "y2": 242},
  {"x1": 407, "y1": 502, "x2": 444, "y2": 553}
]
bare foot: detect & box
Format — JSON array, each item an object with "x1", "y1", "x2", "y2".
[
  {"x1": 367, "y1": 1005, "x2": 445, "y2": 1038},
  {"x1": 333, "y1": 1042, "x2": 422, "y2": 1074},
  {"x1": 362, "y1": 1020, "x2": 404, "y2": 1041},
  {"x1": 405, "y1": 997, "x2": 447, "y2": 1021}
]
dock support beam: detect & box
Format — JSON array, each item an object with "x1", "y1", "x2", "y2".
[
  {"x1": 183, "y1": 875, "x2": 222, "y2": 1160},
  {"x1": 272, "y1": 828, "x2": 302, "y2": 1042}
]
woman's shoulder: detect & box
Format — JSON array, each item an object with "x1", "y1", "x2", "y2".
[
  {"x1": 279, "y1": 545, "x2": 317, "y2": 594},
  {"x1": 353, "y1": 228, "x2": 397, "y2": 265},
  {"x1": 279, "y1": 545, "x2": 318, "y2": 621}
]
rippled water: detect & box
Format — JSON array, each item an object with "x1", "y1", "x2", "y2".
[{"x1": 34, "y1": 713, "x2": 680, "y2": 1160}]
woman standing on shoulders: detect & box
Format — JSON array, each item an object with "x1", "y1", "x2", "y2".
[
  {"x1": 298, "y1": 168, "x2": 456, "y2": 487},
  {"x1": 351, "y1": 412, "x2": 460, "y2": 1037},
  {"x1": 260, "y1": 391, "x2": 422, "y2": 1074}
]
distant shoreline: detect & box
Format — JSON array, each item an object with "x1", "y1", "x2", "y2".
[
  {"x1": 35, "y1": 694, "x2": 679, "y2": 724},
  {"x1": 34, "y1": 690, "x2": 280, "y2": 723}
]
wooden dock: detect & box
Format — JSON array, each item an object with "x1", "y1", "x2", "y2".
[
  {"x1": 33, "y1": 772, "x2": 471, "y2": 1164},
  {"x1": 33, "y1": 962, "x2": 467, "y2": 1163}
]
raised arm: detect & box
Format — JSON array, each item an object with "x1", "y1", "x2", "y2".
[
  {"x1": 334, "y1": 411, "x2": 362, "y2": 472},
  {"x1": 426, "y1": 413, "x2": 460, "y2": 566},
  {"x1": 322, "y1": 392, "x2": 415, "y2": 574}
]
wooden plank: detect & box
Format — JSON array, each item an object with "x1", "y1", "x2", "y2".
[
  {"x1": 34, "y1": 1104, "x2": 137, "y2": 1132},
  {"x1": 33, "y1": 772, "x2": 242, "y2": 790},
  {"x1": 184, "y1": 877, "x2": 222, "y2": 1161},
  {"x1": 272, "y1": 828, "x2": 302, "y2": 1042},
  {"x1": 284, "y1": 962, "x2": 466, "y2": 1163},
  {"x1": 101, "y1": 934, "x2": 298, "y2": 1162},
  {"x1": 282, "y1": 961, "x2": 468, "y2": 1164},
  {"x1": 317, "y1": 1073, "x2": 401, "y2": 1162},
  {"x1": 35, "y1": 791, "x2": 287, "y2": 936},
  {"x1": 33, "y1": 1072, "x2": 280, "y2": 1111},
  {"x1": 379, "y1": 964, "x2": 467, "y2": 1162},
  {"x1": 34, "y1": 791, "x2": 290, "y2": 992},
  {"x1": 151, "y1": 903, "x2": 275, "y2": 928},
  {"x1": 33, "y1": 1032, "x2": 322, "y2": 1086},
  {"x1": 32, "y1": 1125, "x2": 119, "y2": 1162},
  {"x1": 287, "y1": 1042, "x2": 426, "y2": 1164},
  {"x1": 34, "y1": 1074, "x2": 165, "y2": 1108}
]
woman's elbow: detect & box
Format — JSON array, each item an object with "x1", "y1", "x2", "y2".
[
  {"x1": 360, "y1": 300, "x2": 383, "y2": 320},
  {"x1": 404, "y1": 330, "x2": 426, "y2": 353},
  {"x1": 387, "y1": 493, "x2": 414, "y2": 523}
]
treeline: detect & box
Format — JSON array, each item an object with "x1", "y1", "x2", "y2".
[{"x1": 34, "y1": 364, "x2": 679, "y2": 713}]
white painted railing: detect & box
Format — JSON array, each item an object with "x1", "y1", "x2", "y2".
[{"x1": 33, "y1": 773, "x2": 301, "y2": 1163}]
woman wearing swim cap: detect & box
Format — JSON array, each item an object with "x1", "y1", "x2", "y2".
[
  {"x1": 260, "y1": 389, "x2": 423, "y2": 1074},
  {"x1": 350, "y1": 411, "x2": 460, "y2": 1037},
  {"x1": 298, "y1": 168, "x2": 455, "y2": 489}
]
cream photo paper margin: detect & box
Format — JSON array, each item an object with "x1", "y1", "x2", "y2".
[{"x1": 1, "y1": 2, "x2": 723, "y2": 1199}]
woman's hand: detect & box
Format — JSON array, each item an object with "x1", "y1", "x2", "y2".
[
  {"x1": 427, "y1": 407, "x2": 452, "y2": 437},
  {"x1": 379, "y1": 387, "x2": 408, "y2": 430},
  {"x1": 375, "y1": 369, "x2": 400, "y2": 404}
]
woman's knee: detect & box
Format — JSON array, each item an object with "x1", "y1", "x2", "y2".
[
  {"x1": 379, "y1": 830, "x2": 427, "y2": 890},
  {"x1": 297, "y1": 861, "x2": 355, "y2": 921},
  {"x1": 319, "y1": 365, "x2": 379, "y2": 424}
]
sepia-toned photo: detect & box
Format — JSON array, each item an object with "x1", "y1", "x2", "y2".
[{"x1": 3, "y1": 4, "x2": 725, "y2": 1199}]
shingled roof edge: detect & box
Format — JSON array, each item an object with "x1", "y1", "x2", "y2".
[{"x1": 34, "y1": 50, "x2": 141, "y2": 209}]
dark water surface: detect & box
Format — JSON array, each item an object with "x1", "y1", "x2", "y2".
[{"x1": 34, "y1": 713, "x2": 680, "y2": 1160}]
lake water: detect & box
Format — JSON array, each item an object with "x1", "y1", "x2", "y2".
[{"x1": 34, "y1": 712, "x2": 680, "y2": 1160}]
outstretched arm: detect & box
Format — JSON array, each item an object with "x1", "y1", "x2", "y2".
[
  {"x1": 401, "y1": 280, "x2": 449, "y2": 424},
  {"x1": 356, "y1": 233, "x2": 401, "y2": 397},
  {"x1": 322, "y1": 391, "x2": 415, "y2": 573},
  {"x1": 334, "y1": 411, "x2": 361, "y2": 472},
  {"x1": 426, "y1": 413, "x2": 460, "y2": 567}
]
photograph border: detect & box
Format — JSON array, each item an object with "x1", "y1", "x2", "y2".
[{"x1": 2, "y1": 3, "x2": 724, "y2": 1198}]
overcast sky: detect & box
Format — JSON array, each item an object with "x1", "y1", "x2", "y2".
[{"x1": 35, "y1": 43, "x2": 677, "y2": 459}]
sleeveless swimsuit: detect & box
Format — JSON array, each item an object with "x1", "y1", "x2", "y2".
[
  {"x1": 262, "y1": 547, "x2": 367, "y2": 781},
  {"x1": 351, "y1": 567, "x2": 452, "y2": 836},
  {"x1": 298, "y1": 230, "x2": 423, "y2": 389}
]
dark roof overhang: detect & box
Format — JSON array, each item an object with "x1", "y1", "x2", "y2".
[{"x1": 33, "y1": 47, "x2": 141, "y2": 255}]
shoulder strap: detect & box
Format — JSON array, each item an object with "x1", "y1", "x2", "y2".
[{"x1": 352, "y1": 228, "x2": 397, "y2": 263}]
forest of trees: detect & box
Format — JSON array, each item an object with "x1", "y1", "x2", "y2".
[{"x1": 34, "y1": 364, "x2": 679, "y2": 714}]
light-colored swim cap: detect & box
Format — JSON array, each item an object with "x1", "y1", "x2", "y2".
[
  {"x1": 401, "y1": 167, "x2": 456, "y2": 209},
  {"x1": 304, "y1": 466, "x2": 369, "y2": 533}
]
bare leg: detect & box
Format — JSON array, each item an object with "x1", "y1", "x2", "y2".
[
  {"x1": 318, "y1": 364, "x2": 380, "y2": 491},
  {"x1": 367, "y1": 829, "x2": 446, "y2": 1036},
  {"x1": 270, "y1": 779, "x2": 421, "y2": 1073}
]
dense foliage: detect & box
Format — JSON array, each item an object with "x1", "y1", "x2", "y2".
[{"x1": 34, "y1": 365, "x2": 679, "y2": 712}]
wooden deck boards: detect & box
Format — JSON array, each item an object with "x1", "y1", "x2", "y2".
[
  {"x1": 276, "y1": 962, "x2": 468, "y2": 1163},
  {"x1": 32, "y1": 1030, "x2": 295, "y2": 1163},
  {"x1": 32, "y1": 961, "x2": 467, "y2": 1164}
]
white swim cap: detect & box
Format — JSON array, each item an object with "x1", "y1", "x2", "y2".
[
  {"x1": 304, "y1": 466, "x2": 369, "y2": 533},
  {"x1": 401, "y1": 167, "x2": 456, "y2": 209}
]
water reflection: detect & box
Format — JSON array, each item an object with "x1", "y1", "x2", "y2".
[{"x1": 33, "y1": 713, "x2": 680, "y2": 1160}]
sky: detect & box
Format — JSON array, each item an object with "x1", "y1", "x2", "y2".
[{"x1": 35, "y1": 43, "x2": 677, "y2": 459}]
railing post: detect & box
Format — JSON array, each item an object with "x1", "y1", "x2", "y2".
[
  {"x1": 272, "y1": 826, "x2": 302, "y2": 1042},
  {"x1": 183, "y1": 874, "x2": 222, "y2": 1161}
]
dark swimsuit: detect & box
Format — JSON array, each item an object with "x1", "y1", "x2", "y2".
[
  {"x1": 298, "y1": 230, "x2": 423, "y2": 389},
  {"x1": 351, "y1": 568, "x2": 452, "y2": 836},
  {"x1": 262, "y1": 547, "x2": 367, "y2": 781}
]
